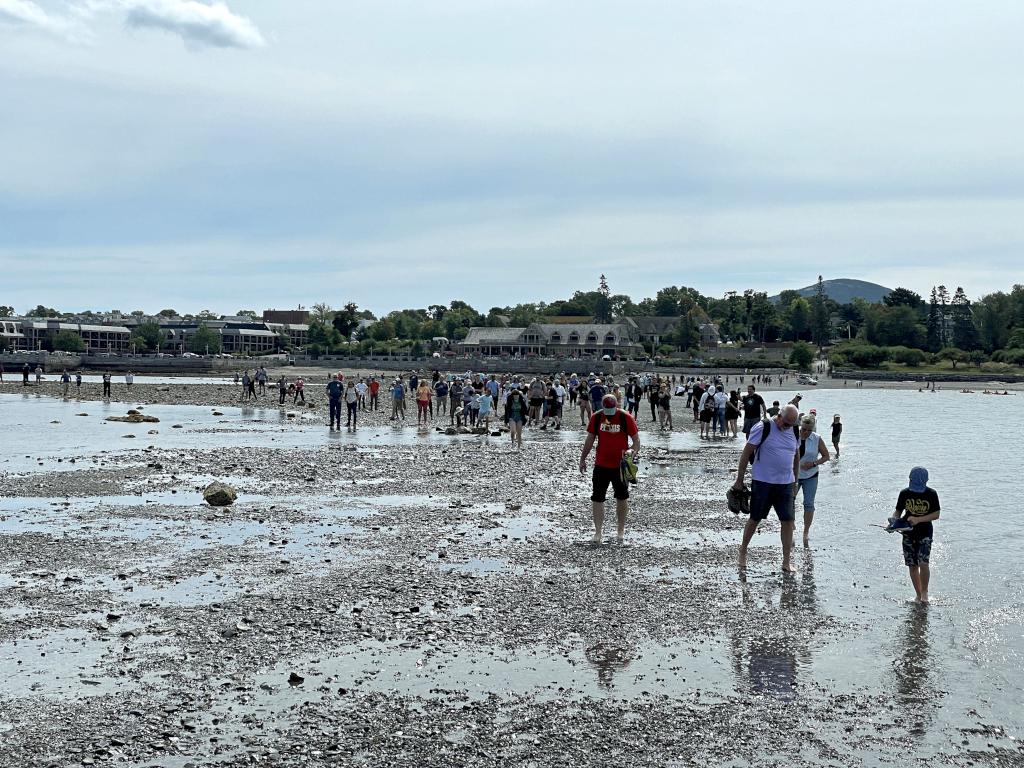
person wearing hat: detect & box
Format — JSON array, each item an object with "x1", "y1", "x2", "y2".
[
  {"x1": 580, "y1": 394, "x2": 640, "y2": 544},
  {"x1": 888, "y1": 467, "x2": 941, "y2": 603}
]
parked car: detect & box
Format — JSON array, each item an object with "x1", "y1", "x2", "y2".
[{"x1": 797, "y1": 374, "x2": 818, "y2": 385}]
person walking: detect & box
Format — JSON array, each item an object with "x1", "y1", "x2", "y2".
[
  {"x1": 732, "y1": 404, "x2": 801, "y2": 572},
  {"x1": 22, "y1": 363, "x2": 30, "y2": 386},
  {"x1": 741, "y1": 384, "x2": 767, "y2": 436},
  {"x1": 125, "y1": 370, "x2": 134, "y2": 390},
  {"x1": 240, "y1": 370, "x2": 252, "y2": 402},
  {"x1": 795, "y1": 414, "x2": 830, "y2": 546},
  {"x1": 713, "y1": 384, "x2": 729, "y2": 437},
  {"x1": 658, "y1": 385, "x2": 673, "y2": 431},
  {"x1": 449, "y1": 378, "x2": 463, "y2": 424},
  {"x1": 345, "y1": 380, "x2": 359, "y2": 428},
  {"x1": 277, "y1": 375, "x2": 288, "y2": 405},
  {"x1": 504, "y1": 388, "x2": 527, "y2": 449},
  {"x1": 434, "y1": 376, "x2": 449, "y2": 417},
  {"x1": 368, "y1": 377, "x2": 380, "y2": 410},
  {"x1": 102, "y1": 371, "x2": 112, "y2": 399},
  {"x1": 887, "y1": 467, "x2": 941, "y2": 604},
  {"x1": 60, "y1": 369, "x2": 71, "y2": 398},
  {"x1": 831, "y1": 414, "x2": 843, "y2": 457},
  {"x1": 726, "y1": 390, "x2": 741, "y2": 438},
  {"x1": 416, "y1": 379, "x2": 432, "y2": 426},
  {"x1": 292, "y1": 377, "x2": 305, "y2": 404},
  {"x1": 580, "y1": 394, "x2": 640, "y2": 544},
  {"x1": 578, "y1": 383, "x2": 593, "y2": 426},
  {"x1": 390, "y1": 379, "x2": 406, "y2": 420},
  {"x1": 326, "y1": 374, "x2": 343, "y2": 430}
]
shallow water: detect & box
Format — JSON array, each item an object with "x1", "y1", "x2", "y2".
[{"x1": 1, "y1": 386, "x2": 1022, "y2": 759}]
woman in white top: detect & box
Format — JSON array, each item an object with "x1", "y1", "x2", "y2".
[{"x1": 796, "y1": 414, "x2": 830, "y2": 546}]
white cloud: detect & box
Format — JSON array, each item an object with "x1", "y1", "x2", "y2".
[
  {"x1": 122, "y1": 0, "x2": 265, "y2": 49},
  {"x1": 0, "y1": 0, "x2": 81, "y2": 39}
]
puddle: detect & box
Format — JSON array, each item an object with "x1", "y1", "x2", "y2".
[
  {"x1": 0, "y1": 629, "x2": 124, "y2": 698},
  {"x1": 248, "y1": 636, "x2": 735, "y2": 703},
  {"x1": 122, "y1": 571, "x2": 247, "y2": 607}
]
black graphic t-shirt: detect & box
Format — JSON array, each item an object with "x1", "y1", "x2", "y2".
[
  {"x1": 741, "y1": 394, "x2": 766, "y2": 419},
  {"x1": 895, "y1": 488, "x2": 941, "y2": 541}
]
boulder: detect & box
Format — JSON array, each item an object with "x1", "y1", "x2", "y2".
[
  {"x1": 106, "y1": 412, "x2": 159, "y2": 424},
  {"x1": 444, "y1": 427, "x2": 457, "y2": 436},
  {"x1": 203, "y1": 481, "x2": 238, "y2": 507}
]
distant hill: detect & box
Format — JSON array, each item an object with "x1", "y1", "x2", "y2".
[{"x1": 770, "y1": 278, "x2": 891, "y2": 305}]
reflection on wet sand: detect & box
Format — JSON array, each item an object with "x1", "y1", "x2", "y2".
[
  {"x1": 731, "y1": 554, "x2": 820, "y2": 698},
  {"x1": 584, "y1": 641, "x2": 635, "y2": 690},
  {"x1": 893, "y1": 604, "x2": 939, "y2": 737}
]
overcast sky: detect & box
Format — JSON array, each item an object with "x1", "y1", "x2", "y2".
[{"x1": 2, "y1": 0, "x2": 1023, "y2": 316}]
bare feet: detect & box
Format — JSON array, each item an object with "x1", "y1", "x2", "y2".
[
  {"x1": 802, "y1": 536, "x2": 810, "y2": 548},
  {"x1": 782, "y1": 560, "x2": 797, "y2": 573},
  {"x1": 738, "y1": 548, "x2": 748, "y2": 569},
  {"x1": 591, "y1": 533, "x2": 602, "y2": 545}
]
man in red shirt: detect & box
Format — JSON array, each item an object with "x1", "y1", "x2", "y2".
[
  {"x1": 580, "y1": 394, "x2": 640, "y2": 544},
  {"x1": 368, "y1": 378, "x2": 380, "y2": 410}
]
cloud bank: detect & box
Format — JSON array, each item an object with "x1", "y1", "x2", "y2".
[{"x1": 123, "y1": 0, "x2": 265, "y2": 49}]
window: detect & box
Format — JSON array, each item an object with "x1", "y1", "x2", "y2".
[
  {"x1": 604, "y1": 333, "x2": 616, "y2": 345},
  {"x1": 550, "y1": 333, "x2": 562, "y2": 344},
  {"x1": 568, "y1": 332, "x2": 579, "y2": 344},
  {"x1": 586, "y1": 332, "x2": 598, "y2": 343}
]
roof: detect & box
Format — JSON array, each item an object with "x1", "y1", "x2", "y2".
[
  {"x1": 536, "y1": 323, "x2": 633, "y2": 342},
  {"x1": 78, "y1": 324, "x2": 130, "y2": 333},
  {"x1": 222, "y1": 328, "x2": 277, "y2": 337},
  {"x1": 623, "y1": 316, "x2": 681, "y2": 334},
  {"x1": 462, "y1": 327, "x2": 526, "y2": 345}
]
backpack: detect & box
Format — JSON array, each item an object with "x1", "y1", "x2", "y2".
[
  {"x1": 751, "y1": 418, "x2": 772, "y2": 463},
  {"x1": 702, "y1": 393, "x2": 716, "y2": 414}
]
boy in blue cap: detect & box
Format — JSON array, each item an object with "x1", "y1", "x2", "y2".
[{"x1": 888, "y1": 467, "x2": 941, "y2": 603}]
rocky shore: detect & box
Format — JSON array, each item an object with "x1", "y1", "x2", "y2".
[{"x1": 1, "y1": 384, "x2": 1019, "y2": 767}]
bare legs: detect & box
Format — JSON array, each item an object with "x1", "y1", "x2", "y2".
[
  {"x1": 802, "y1": 509, "x2": 814, "y2": 546},
  {"x1": 592, "y1": 499, "x2": 628, "y2": 543},
  {"x1": 909, "y1": 565, "x2": 930, "y2": 603},
  {"x1": 738, "y1": 518, "x2": 796, "y2": 572}
]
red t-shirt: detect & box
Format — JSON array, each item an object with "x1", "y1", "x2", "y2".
[
  {"x1": 369, "y1": 381, "x2": 380, "y2": 394},
  {"x1": 587, "y1": 409, "x2": 638, "y2": 469}
]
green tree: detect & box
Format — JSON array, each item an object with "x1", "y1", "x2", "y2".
[
  {"x1": 189, "y1": 324, "x2": 222, "y2": 354},
  {"x1": 52, "y1": 330, "x2": 85, "y2": 352},
  {"x1": 0, "y1": 306, "x2": 14, "y2": 317},
  {"x1": 787, "y1": 298, "x2": 811, "y2": 341},
  {"x1": 26, "y1": 304, "x2": 60, "y2": 318},
  {"x1": 867, "y1": 305, "x2": 927, "y2": 348},
  {"x1": 938, "y1": 346, "x2": 967, "y2": 369},
  {"x1": 157, "y1": 308, "x2": 177, "y2": 318},
  {"x1": 332, "y1": 302, "x2": 360, "y2": 339},
  {"x1": 884, "y1": 287, "x2": 924, "y2": 309},
  {"x1": 950, "y1": 287, "x2": 979, "y2": 351},
  {"x1": 789, "y1": 341, "x2": 815, "y2": 370},
  {"x1": 926, "y1": 287, "x2": 943, "y2": 352},
  {"x1": 311, "y1": 303, "x2": 334, "y2": 324},
  {"x1": 130, "y1": 322, "x2": 165, "y2": 351},
  {"x1": 748, "y1": 292, "x2": 776, "y2": 343},
  {"x1": 811, "y1": 275, "x2": 830, "y2": 347}
]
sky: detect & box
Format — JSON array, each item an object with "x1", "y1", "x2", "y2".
[{"x1": 2, "y1": 0, "x2": 1024, "y2": 317}]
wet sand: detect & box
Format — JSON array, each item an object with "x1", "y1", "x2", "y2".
[{"x1": 1, "y1": 386, "x2": 1021, "y2": 767}]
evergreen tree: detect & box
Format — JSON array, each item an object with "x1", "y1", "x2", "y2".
[
  {"x1": 926, "y1": 287, "x2": 943, "y2": 352},
  {"x1": 950, "y1": 287, "x2": 980, "y2": 351},
  {"x1": 811, "y1": 275, "x2": 830, "y2": 347}
]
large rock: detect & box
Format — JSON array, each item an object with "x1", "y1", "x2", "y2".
[
  {"x1": 106, "y1": 412, "x2": 159, "y2": 424},
  {"x1": 203, "y1": 481, "x2": 238, "y2": 507}
]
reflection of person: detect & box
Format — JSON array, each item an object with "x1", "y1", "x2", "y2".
[
  {"x1": 731, "y1": 563, "x2": 817, "y2": 699},
  {"x1": 893, "y1": 605, "x2": 934, "y2": 737},
  {"x1": 584, "y1": 641, "x2": 634, "y2": 690}
]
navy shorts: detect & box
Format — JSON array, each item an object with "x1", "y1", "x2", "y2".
[
  {"x1": 591, "y1": 465, "x2": 629, "y2": 503},
  {"x1": 902, "y1": 536, "x2": 932, "y2": 566},
  {"x1": 749, "y1": 479, "x2": 795, "y2": 522}
]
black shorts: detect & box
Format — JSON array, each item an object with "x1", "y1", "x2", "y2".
[
  {"x1": 529, "y1": 398, "x2": 543, "y2": 407},
  {"x1": 591, "y1": 465, "x2": 628, "y2": 503}
]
